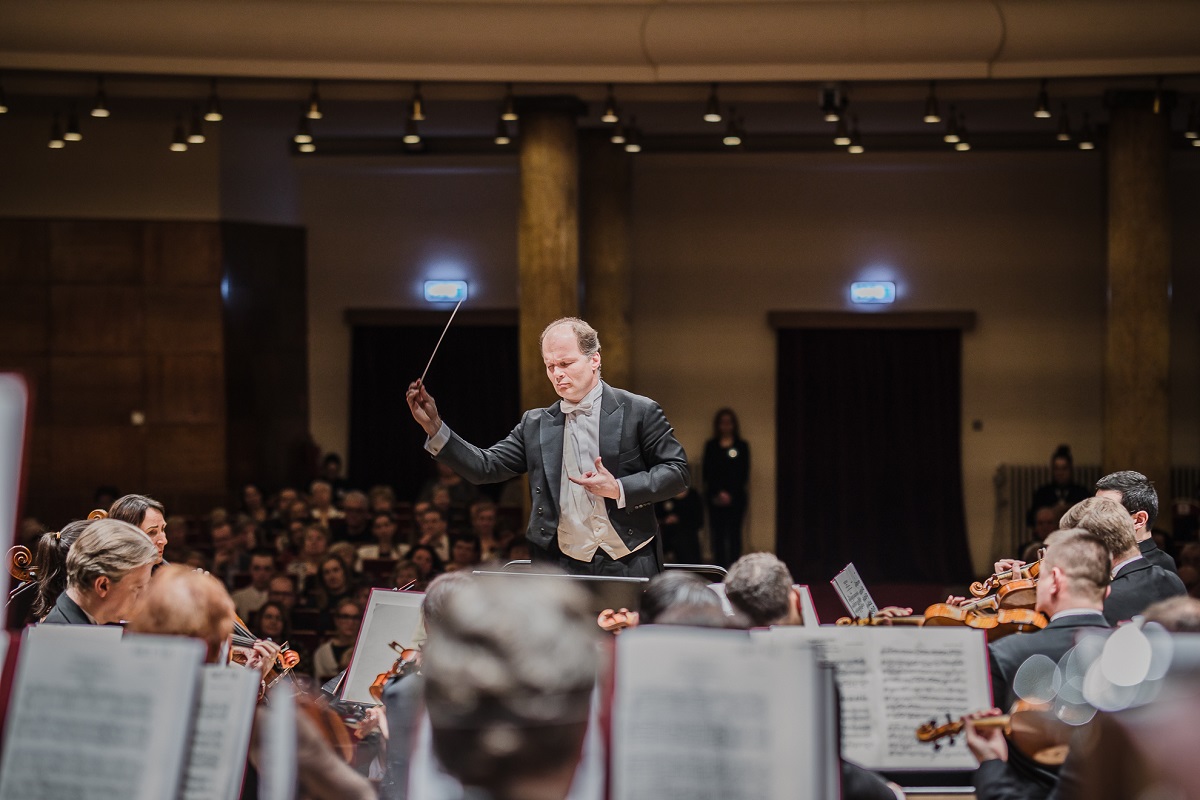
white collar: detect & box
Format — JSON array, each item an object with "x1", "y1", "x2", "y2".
[
  {"x1": 1111, "y1": 554, "x2": 1144, "y2": 577},
  {"x1": 1049, "y1": 608, "x2": 1104, "y2": 622}
]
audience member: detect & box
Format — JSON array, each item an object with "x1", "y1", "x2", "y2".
[
  {"x1": 468, "y1": 499, "x2": 511, "y2": 561},
  {"x1": 445, "y1": 534, "x2": 483, "y2": 573},
  {"x1": 392, "y1": 559, "x2": 420, "y2": 590},
  {"x1": 209, "y1": 520, "x2": 245, "y2": 588},
  {"x1": 289, "y1": 523, "x2": 330, "y2": 592},
  {"x1": 408, "y1": 544, "x2": 444, "y2": 592},
  {"x1": 256, "y1": 600, "x2": 291, "y2": 642},
  {"x1": 231, "y1": 549, "x2": 277, "y2": 620},
  {"x1": 313, "y1": 598, "x2": 361, "y2": 684},
  {"x1": 357, "y1": 512, "x2": 407, "y2": 569},
  {"x1": 703, "y1": 408, "x2": 751, "y2": 567},
  {"x1": 240, "y1": 483, "x2": 269, "y2": 524},
  {"x1": 310, "y1": 479, "x2": 344, "y2": 528},
  {"x1": 320, "y1": 452, "x2": 350, "y2": 500},
  {"x1": 268, "y1": 574, "x2": 298, "y2": 613},
  {"x1": 183, "y1": 550, "x2": 209, "y2": 570},
  {"x1": 312, "y1": 554, "x2": 354, "y2": 617},
  {"x1": 368, "y1": 484, "x2": 397, "y2": 515},
  {"x1": 1095, "y1": 469, "x2": 1177, "y2": 573},
  {"x1": 1026, "y1": 444, "x2": 1089, "y2": 527},
  {"x1": 655, "y1": 486, "x2": 705, "y2": 565},
  {"x1": 1060, "y1": 496, "x2": 1186, "y2": 624},
  {"x1": 419, "y1": 462, "x2": 480, "y2": 521},
  {"x1": 108, "y1": 493, "x2": 169, "y2": 564},
  {"x1": 337, "y1": 490, "x2": 372, "y2": 544},
  {"x1": 42, "y1": 518, "x2": 158, "y2": 625},
  {"x1": 414, "y1": 507, "x2": 451, "y2": 562}
]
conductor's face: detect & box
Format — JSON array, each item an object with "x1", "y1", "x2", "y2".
[{"x1": 542, "y1": 325, "x2": 600, "y2": 403}]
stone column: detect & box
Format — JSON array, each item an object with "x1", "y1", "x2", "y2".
[
  {"x1": 1103, "y1": 91, "x2": 1172, "y2": 513},
  {"x1": 517, "y1": 99, "x2": 583, "y2": 412},
  {"x1": 580, "y1": 131, "x2": 634, "y2": 390}
]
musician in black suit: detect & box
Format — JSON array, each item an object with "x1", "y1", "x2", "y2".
[
  {"x1": 1094, "y1": 469, "x2": 1178, "y2": 574},
  {"x1": 974, "y1": 528, "x2": 1112, "y2": 800},
  {"x1": 1059, "y1": 496, "x2": 1186, "y2": 625},
  {"x1": 41, "y1": 518, "x2": 158, "y2": 626},
  {"x1": 406, "y1": 317, "x2": 689, "y2": 578}
]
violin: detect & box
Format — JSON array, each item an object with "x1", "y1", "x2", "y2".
[
  {"x1": 916, "y1": 700, "x2": 1070, "y2": 766},
  {"x1": 835, "y1": 614, "x2": 925, "y2": 627},
  {"x1": 368, "y1": 640, "x2": 420, "y2": 701},
  {"x1": 970, "y1": 558, "x2": 1042, "y2": 598},
  {"x1": 923, "y1": 596, "x2": 1047, "y2": 640},
  {"x1": 229, "y1": 613, "x2": 301, "y2": 693}
]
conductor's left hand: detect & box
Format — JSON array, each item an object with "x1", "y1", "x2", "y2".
[{"x1": 569, "y1": 457, "x2": 622, "y2": 500}]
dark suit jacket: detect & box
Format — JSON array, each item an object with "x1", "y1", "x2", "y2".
[
  {"x1": 1138, "y1": 538, "x2": 1177, "y2": 574},
  {"x1": 436, "y1": 382, "x2": 689, "y2": 552},
  {"x1": 1104, "y1": 557, "x2": 1187, "y2": 625},
  {"x1": 40, "y1": 591, "x2": 93, "y2": 625}
]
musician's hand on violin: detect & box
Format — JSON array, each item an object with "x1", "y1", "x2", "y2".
[
  {"x1": 569, "y1": 457, "x2": 622, "y2": 500},
  {"x1": 993, "y1": 559, "x2": 1025, "y2": 584},
  {"x1": 246, "y1": 639, "x2": 283, "y2": 681},
  {"x1": 406, "y1": 380, "x2": 443, "y2": 437},
  {"x1": 963, "y1": 709, "x2": 1008, "y2": 764},
  {"x1": 945, "y1": 595, "x2": 968, "y2": 607},
  {"x1": 356, "y1": 705, "x2": 389, "y2": 741},
  {"x1": 875, "y1": 606, "x2": 913, "y2": 619}
]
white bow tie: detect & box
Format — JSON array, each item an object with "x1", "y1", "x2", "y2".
[{"x1": 561, "y1": 398, "x2": 594, "y2": 416}]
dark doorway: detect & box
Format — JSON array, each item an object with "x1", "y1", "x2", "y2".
[
  {"x1": 347, "y1": 313, "x2": 519, "y2": 502},
  {"x1": 775, "y1": 324, "x2": 972, "y2": 585}
]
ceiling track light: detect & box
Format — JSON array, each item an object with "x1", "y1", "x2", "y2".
[
  {"x1": 923, "y1": 81, "x2": 941, "y2": 123},
  {"x1": 624, "y1": 116, "x2": 642, "y2": 153},
  {"x1": 204, "y1": 79, "x2": 223, "y2": 122},
  {"x1": 64, "y1": 106, "x2": 83, "y2": 142},
  {"x1": 819, "y1": 86, "x2": 842, "y2": 123},
  {"x1": 833, "y1": 114, "x2": 851, "y2": 146},
  {"x1": 1078, "y1": 112, "x2": 1095, "y2": 150},
  {"x1": 293, "y1": 113, "x2": 313, "y2": 145},
  {"x1": 1034, "y1": 79, "x2": 1051, "y2": 119},
  {"x1": 847, "y1": 115, "x2": 864, "y2": 154},
  {"x1": 601, "y1": 84, "x2": 619, "y2": 124},
  {"x1": 409, "y1": 82, "x2": 425, "y2": 122},
  {"x1": 170, "y1": 115, "x2": 188, "y2": 152},
  {"x1": 298, "y1": 141, "x2": 316, "y2": 153},
  {"x1": 48, "y1": 112, "x2": 65, "y2": 149},
  {"x1": 722, "y1": 107, "x2": 741, "y2": 146},
  {"x1": 403, "y1": 116, "x2": 421, "y2": 145},
  {"x1": 610, "y1": 118, "x2": 627, "y2": 145},
  {"x1": 943, "y1": 103, "x2": 960, "y2": 143},
  {"x1": 1186, "y1": 101, "x2": 1198, "y2": 139},
  {"x1": 954, "y1": 113, "x2": 970, "y2": 151},
  {"x1": 91, "y1": 76, "x2": 109, "y2": 118},
  {"x1": 494, "y1": 117, "x2": 512, "y2": 146},
  {"x1": 306, "y1": 80, "x2": 322, "y2": 120},
  {"x1": 704, "y1": 83, "x2": 722, "y2": 123},
  {"x1": 1056, "y1": 103, "x2": 1072, "y2": 142},
  {"x1": 501, "y1": 83, "x2": 518, "y2": 122},
  {"x1": 187, "y1": 106, "x2": 206, "y2": 144}
]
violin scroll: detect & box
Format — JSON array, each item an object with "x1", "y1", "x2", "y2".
[{"x1": 7, "y1": 545, "x2": 36, "y2": 583}]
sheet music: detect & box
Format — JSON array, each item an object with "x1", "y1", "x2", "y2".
[
  {"x1": 0, "y1": 373, "x2": 29, "y2": 558},
  {"x1": 612, "y1": 626, "x2": 830, "y2": 800},
  {"x1": 181, "y1": 666, "x2": 260, "y2": 800},
  {"x1": 257, "y1": 684, "x2": 297, "y2": 800},
  {"x1": 0, "y1": 628, "x2": 204, "y2": 800},
  {"x1": 794, "y1": 584, "x2": 820, "y2": 627},
  {"x1": 830, "y1": 563, "x2": 878, "y2": 619},
  {"x1": 760, "y1": 626, "x2": 991, "y2": 771}
]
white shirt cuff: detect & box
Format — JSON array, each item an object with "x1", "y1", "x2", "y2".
[
  {"x1": 424, "y1": 422, "x2": 451, "y2": 456},
  {"x1": 616, "y1": 479, "x2": 627, "y2": 509}
]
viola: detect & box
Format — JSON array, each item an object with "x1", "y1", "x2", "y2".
[
  {"x1": 916, "y1": 700, "x2": 1070, "y2": 766},
  {"x1": 368, "y1": 640, "x2": 420, "y2": 702}
]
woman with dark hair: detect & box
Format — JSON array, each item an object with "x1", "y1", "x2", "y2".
[
  {"x1": 1026, "y1": 444, "x2": 1090, "y2": 527},
  {"x1": 29, "y1": 520, "x2": 90, "y2": 621},
  {"x1": 407, "y1": 544, "x2": 445, "y2": 591},
  {"x1": 702, "y1": 407, "x2": 750, "y2": 567}
]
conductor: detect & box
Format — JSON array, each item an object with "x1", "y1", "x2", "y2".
[{"x1": 406, "y1": 317, "x2": 689, "y2": 577}]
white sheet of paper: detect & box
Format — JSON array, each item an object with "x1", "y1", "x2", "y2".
[
  {"x1": 830, "y1": 563, "x2": 878, "y2": 619},
  {"x1": 257, "y1": 684, "x2": 297, "y2": 800},
  {"x1": 181, "y1": 666, "x2": 260, "y2": 800},
  {"x1": 341, "y1": 588, "x2": 425, "y2": 705},
  {"x1": 0, "y1": 629, "x2": 204, "y2": 800},
  {"x1": 759, "y1": 626, "x2": 992, "y2": 771},
  {"x1": 794, "y1": 584, "x2": 820, "y2": 627},
  {"x1": 0, "y1": 373, "x2": 29, "y2": 559},
  {"x1": 612, "y1": 626, "x2": 831, "y2": 799}
]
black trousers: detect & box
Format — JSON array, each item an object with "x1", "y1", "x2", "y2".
[{"x1": 533, "y1": 535, "x2": 663, "y2": 578}]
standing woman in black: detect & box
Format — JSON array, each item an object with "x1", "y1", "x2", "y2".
[{"x1": 703, "y1": 408, "x2": 750, "y2": 567}]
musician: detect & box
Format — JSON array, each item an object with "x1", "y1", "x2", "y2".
[
  {"x1": 406, "y1": 317, "x2": 689, "y2": 578},
  {"x1": 108, "y1": 493, "x2": 169, "y2": 564},
  {"x1": 41, "y1": 518, "x2": 158, "y2": 625},
  {"x1": 974, "y1": 528, "x2": 1111, "y2": 800},
  {"x1": 28, "y1": 519, "x2": 89, "y2": 622},
  {"x1": 1059, "y1": 496, "x2": 1186, "y2": 625},
  {"x1": 1094, "y1": 470, "x2": 1177, "y2": 574}
]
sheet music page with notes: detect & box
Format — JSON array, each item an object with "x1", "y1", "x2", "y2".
[
  {"x1": 759, "y1": 626, "x2": 991, "y2": 771},
  {"x1": 611, "y1": 626, "x2": 832, "y2": 800},
  {"x1": 181, "y1": 665, "x2": 260, "y2": 800},
  {"x1": 0, "y1": 628, "x2": 205, "y2": 800},
  {"x1": 830, "y1": 563, "x2": 878, "y2": 619}
]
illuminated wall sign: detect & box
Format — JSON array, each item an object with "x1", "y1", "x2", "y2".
[
  {"x1": 850, "y1": 281, "x2": 896, "y2": 304},
  {"x1": 424, "y1": 280, "x2": 468, "y2": 302}
]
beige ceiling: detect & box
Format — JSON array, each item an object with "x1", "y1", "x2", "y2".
[{"x1": 2, "y1": 0, "x2": 1200, "y2": 83}]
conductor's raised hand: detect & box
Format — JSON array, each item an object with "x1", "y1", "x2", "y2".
[
  {"x1": 406, "y1": 380, "x2": 442, "y2": 437},
  {"x1": 569, "y1": 457, "x2": 622, "y2": 500}
]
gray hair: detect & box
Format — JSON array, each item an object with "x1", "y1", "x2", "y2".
[
  {"x1": 724, "y1": 552, "x2": 795, "y2": 627},
  {"x1": 539, "y1": 317, "x2": 600, "y2": 359},
  {"x1": 423, "y1": 573, "x2": 598, "y2": 797},
  {"x1": 67, "y1": 518, "x2": 159, "y2": 592}
]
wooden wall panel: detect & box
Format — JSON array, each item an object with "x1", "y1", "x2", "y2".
[
  {"x1": 48, "y1": 425, "x2": 146, "y2": 494},
  {"x1": 50, "y1": 286, "x2": 145, "y2": 354},
  {"x1": 144, "y1": 287, "x2": 223, "y2": 353},
  {"x1": 49, "y1": 355, "x2": 143, "y2": 426},
  {"x1": 147, "y1": 354, "x2": 222, "y2": 424},
  {"x1": 0, "y1": 285, "x2": 51, "y2": 353},
  {"x1": 0, "y1": 220, "x2": 50, "y2": 284},
  {"x1": 146, "y1": 425, "x2": 225, "y2": 490},
  {"x1": 145, "y1": 223, "x2": 221, "y2": 286},
  {"x1": 48, "y1": 220, "x2": 145, "y2": 284}
]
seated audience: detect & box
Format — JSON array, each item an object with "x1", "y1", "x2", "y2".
[
  {"x1": 422, "y1": 570, "x2": 596, "y2": 800},
  {"x1": 369, "y1": 484, "x2": 397, "y2": 515},
  {"x1": 267, "y1": 574, "x2": 298, "y2": 616},
  {"x1": 408, "y1": 544, "x2": 444, "y2": 592},
  {"x1": 310, "y1": 554, "x2": 354, "y2": 619},
  {"x1": 42, "y1": 518, "x2": 158, "y2": 625},
  {"x1": 209, "y1": 520, "x2": 246, "y2": 587},
  {"x1": 256, "y1": 599, "x2": 291, "y2": 642},
  {"x1": 108, "y1": 493, "x2": 169, "y2": 564},
  {"x1": 338, "y1": 490, "x2": 372, "y2": 544},
  {"x1": 357, "y1": 511, "x2": 407, "y2": 569},
  {"x1": 240, "y1": 482, "x2": 269, "y2": 524},
  {"x1": 231, "y1": 549, "x2": 277, "y2": 621},
  {"x1": 1094, "y1": 469, "x2": 1177, "y2": 573},
  {"x1": 414, "y1": 507, "x2": 451, "y2": 562},
  {"x1": 445, "y1": 533, "x2": 483, "y2": 573},
  {"x1": 313, "y1": 598, "x2": 362, "y2": 685},
  {"x1": 288, "y1": 523, "x2": 330, "y2": 592},
  {"x1": 468, "y1": 499, "x2": 511, "y2": 561},
  {"x1": 310, "y1": 479, "x2": 344, "y2": 528},
  {"x1": 29, "y1": 519, "x2": 89, "y2": 623},
  {"x1": 392, "y1": 559, "x2": 420, "y2": 590}
]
